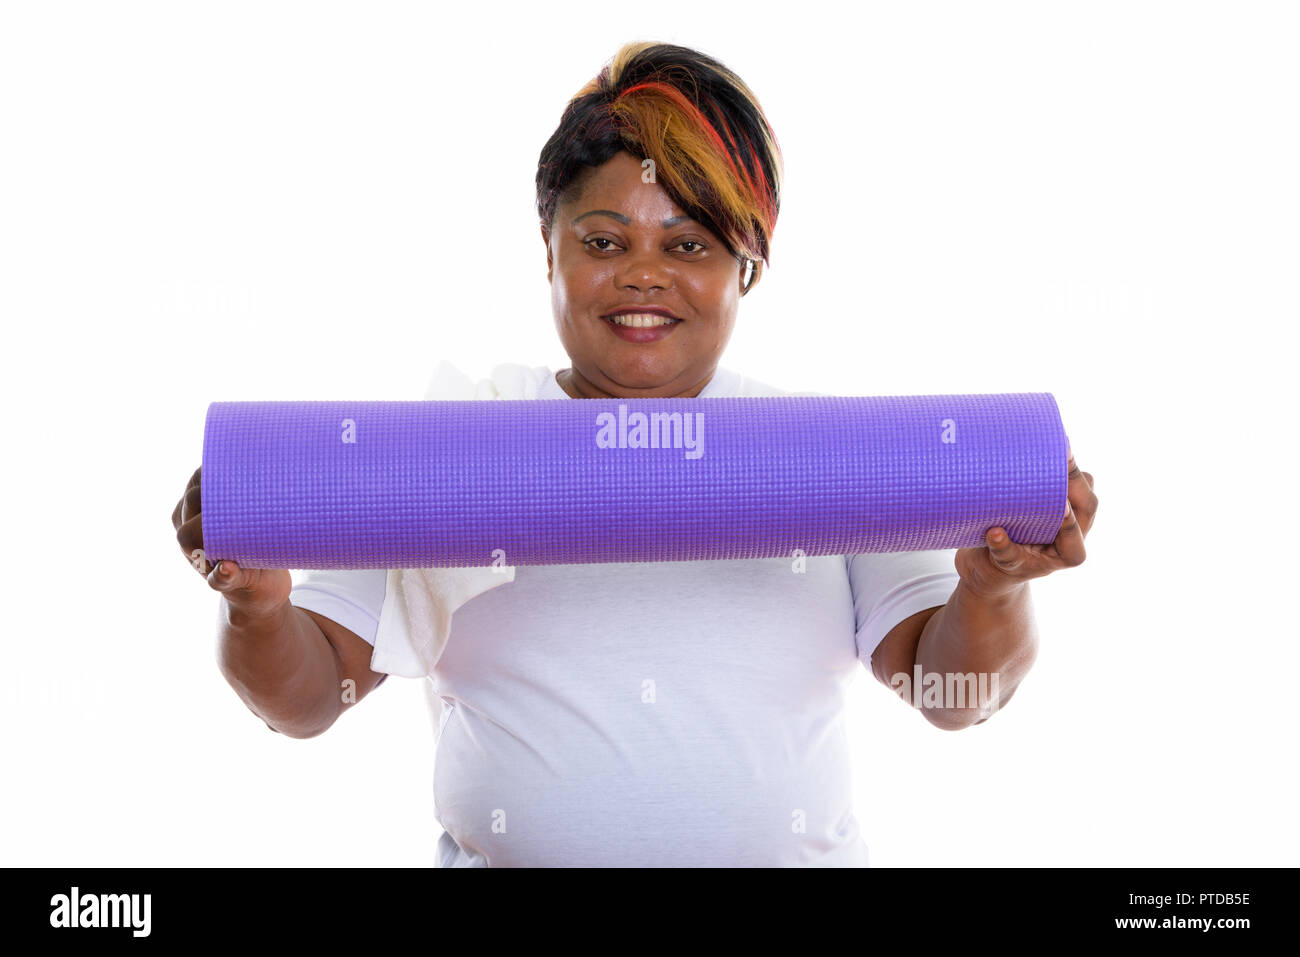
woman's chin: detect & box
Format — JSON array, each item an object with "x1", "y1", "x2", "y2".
[{"x1": 598, "y1": 367, "x2": 686, "y2": 397}]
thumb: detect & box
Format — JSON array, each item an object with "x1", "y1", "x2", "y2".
[
  {"x1": 206, "y1": 558, "x2": 243, "y2": 592},
  {"x1": 984, "y1": 528, "x2": 1026, "y2": 574}
]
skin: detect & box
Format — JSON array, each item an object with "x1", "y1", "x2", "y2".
[{"x1": 174, "y1": 147, "x2": 1100, "y2": 737}]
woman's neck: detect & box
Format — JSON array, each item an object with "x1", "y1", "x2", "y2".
[{"x1": 556, "y1": 367, "x2": 714, "y2": 399}]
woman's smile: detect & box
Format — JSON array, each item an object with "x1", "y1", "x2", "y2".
[{"x1": 602, "y1": 309, "x2": 683, "y2": 342}]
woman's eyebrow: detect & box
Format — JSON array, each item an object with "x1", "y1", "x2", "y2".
[
  {"x1": 573, "y1": 209, "x2": 695, "y2": 228},
  {"x1": 574, "y1": 209, "x2": 630, "y2": 225}
]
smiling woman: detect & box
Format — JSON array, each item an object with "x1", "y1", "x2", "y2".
[
  {"x1": 535, "y1": 41, "x2": 783, "y2": 398},
  {"x1": 175, "y1": 39, "x2": 1093, "y2": 869}
]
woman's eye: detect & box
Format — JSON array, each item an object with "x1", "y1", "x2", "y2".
[{"x1": 583, "y1": 237, "x2": 704, "y2": 254}]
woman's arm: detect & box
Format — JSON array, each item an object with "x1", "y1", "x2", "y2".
[
  {"x1": 871, "y1": 450, "x2": 1097, "y2": 730},
  {"x1": 911, "y1": 581, "x2": 1038, "y2": 730},
  {"x1": 868, "y1": 587, "x2": 1034, "y2": 731}
]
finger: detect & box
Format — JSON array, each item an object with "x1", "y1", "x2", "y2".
[
  {"x1": 206, "y1": 558, "x2": 242, "y2": 592},
  {"x1": 176, "y1": 514, "x2": 210, "y2": 575},
  {"x1": 1067, "y1": 458, "x2": 1099, "y2": 536},
  {"x1": 180, "y1": 484, "x2": 202, "y2": 526},
  {"x1": 174, "y1": 467, "x2": 203, "y2": 531},
  {"x1": 1051, "y1": 500, "x2": 1087, "y2": 567},
  {"x1": 1070, "y1": 483, "x2": 1098, "y2": 537},
  {"x1": 984, "y1": 527, "x2": 1030, "y2": 575}
]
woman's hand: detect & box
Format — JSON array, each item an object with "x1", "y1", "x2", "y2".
[
  {"x1": 172, "y1": 465, "x2": 292, "y2": 617},
  {"x1": 954, "y1": 449, "x2": 1098, "y2": 600}
]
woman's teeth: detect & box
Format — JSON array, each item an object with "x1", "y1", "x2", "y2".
[{"x1": 607, "y1": 313, "x2": 678, "y2": 328}]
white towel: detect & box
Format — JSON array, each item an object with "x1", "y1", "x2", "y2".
[{"x1": 368, "y1": 360, "x2": 551, "y2": 678}]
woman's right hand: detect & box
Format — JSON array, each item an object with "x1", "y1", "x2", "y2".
[{"x1": 171, "y1": 466, "x2": 291, "y2": 616}]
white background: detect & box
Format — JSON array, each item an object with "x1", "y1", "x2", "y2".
[{"x1": 2, "y1": 0, "x2": 1296, "y2": 866}]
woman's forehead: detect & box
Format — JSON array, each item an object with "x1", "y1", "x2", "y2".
[{"x1": 562, "y1": 153, "x2": 688, "y2": 224}]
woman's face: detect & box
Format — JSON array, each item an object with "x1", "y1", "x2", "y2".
[{"x1": 544, "y1": 150, "x2": 748, "y2": 399}]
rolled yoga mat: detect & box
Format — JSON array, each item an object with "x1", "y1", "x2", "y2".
[{"x1": 201, "y1": 394, "x2": 1069, "y2": 569}]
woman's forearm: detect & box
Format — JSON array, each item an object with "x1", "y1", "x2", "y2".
[
  {"x1": 217, "y1": 599, "x2": 344, "y2": 739},
  {"x1": 912, "y1": 579, "x2": 1039, "y2": 731}
]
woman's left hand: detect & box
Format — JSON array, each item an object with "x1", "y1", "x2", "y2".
[{"x1": 954, "y1": 449, "x2": 1099, "y2": 600}]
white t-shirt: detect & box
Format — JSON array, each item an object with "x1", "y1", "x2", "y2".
[{"x1": 289, "y1": 364, "x2": 962, "y2": 866}]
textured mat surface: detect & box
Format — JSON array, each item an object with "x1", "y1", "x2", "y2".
[{"x1": 201, "y1": 394, "x2": 1068, "y2": 569}]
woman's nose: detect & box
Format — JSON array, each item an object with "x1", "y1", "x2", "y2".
[{"x1": 615, "y1": 247, "x2": 673, "y2": 292}]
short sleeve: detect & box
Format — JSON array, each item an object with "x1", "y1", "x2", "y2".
[
  {"x1": 848, "y1": 550, "x2": 962, "y2": 663},
  {"x1": 288, "y1": 568, "x2": 389, "y2": 646}
]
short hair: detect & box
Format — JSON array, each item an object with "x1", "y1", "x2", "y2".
[{"x1": 536, "y1": 42, "x2": 783, "y2": 291}]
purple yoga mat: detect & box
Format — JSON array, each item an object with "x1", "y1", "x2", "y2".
[{"x1": 201, "y1": 394, "x2": 1068, "y2": 569}]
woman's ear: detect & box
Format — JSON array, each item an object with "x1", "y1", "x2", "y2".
[
  {"x1": 541, "y1": 224, "x2": 553, "y2": 283},
  {"x1": 739, "y1": 259, "x2": 760, "y2": 296}
]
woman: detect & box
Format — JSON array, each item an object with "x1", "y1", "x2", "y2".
[{"x1": 172, "y1": 41, "x2": 1098, "y2": 866}]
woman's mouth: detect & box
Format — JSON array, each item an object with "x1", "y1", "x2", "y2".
[{"x1": 602, "y1": 312, "x2": 682, "y2": 343}]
